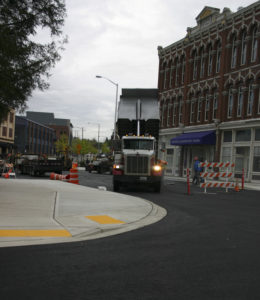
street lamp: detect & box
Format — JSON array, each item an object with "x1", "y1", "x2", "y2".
[{"x1": 96, "y1": 75, "x2": 118, "y2": 140}]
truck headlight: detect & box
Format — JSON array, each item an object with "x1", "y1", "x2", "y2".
[
  {"x1": 152, "y1": 165, "x2": 162, "y2": 172},
  {"x1": 113, "y1": 164, "x2": 121, "y2": 169}
]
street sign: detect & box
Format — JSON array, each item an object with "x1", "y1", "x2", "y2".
[{"x1": 76, "y1": 144, "x2": 82, "y2": 154}]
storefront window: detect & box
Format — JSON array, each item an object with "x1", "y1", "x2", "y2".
[
  {"x1": 223, "y1": 131, "x2": 232, "y2": 142},
  {"x1": 235, "y1": 147, "x2": 250, "y2": 173},
  {"x1": 222, "y1": 147, "x2": 231, "y2": 162},
  {"x1": 253, "y1": 147, "x2": 260, "y2": 172},
  {"x1": 236, "y1": 129, "x2": 251, "y2": 142},
  {"x1": 255, "y1": 128, "x2": 260, "y2": 141}
]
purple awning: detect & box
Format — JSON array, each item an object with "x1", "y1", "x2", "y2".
[{"x1": 171, "y1": 130, "x2": 216, "y2": 146}]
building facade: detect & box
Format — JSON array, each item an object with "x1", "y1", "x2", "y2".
[
  {"x1": 15, "y1": 116, "x2": 55, "y2": 155},
  {"x1": 0, "y1": 109, "x2": 15, "y2": 156},
  {"x1": 26, "y1": 111, "x2": 73, "y2": 146},
  {"x1": 158, "y1": 1, "x2": 260, "y2": 182}
]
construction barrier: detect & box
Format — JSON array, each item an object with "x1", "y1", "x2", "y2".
[
  {"x1": 69, "y1": 163, "x2": 79, "y2": 184},
  {"x1": 50, "y1": 173, "x2": 69, "y2": 181},
  {"x1": 1, "y1": 163, "x2": 16, "y2": 179},
  {"x1": 199, "y1": 161, "x2": 239, "y2": 193},
  {"x1": 49, "y1": 162, "x2": 79, "y2": 184}
]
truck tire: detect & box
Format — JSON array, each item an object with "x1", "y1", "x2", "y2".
[
  {"x1": 154, "y1": 181, "x2": 161, "y2": 193},
  {"x1": 113, "y1": 179, "x2": 120, "y2": 192}
]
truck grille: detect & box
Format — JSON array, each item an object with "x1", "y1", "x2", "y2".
[{"x1": 126, "y1": 155, "x2": 149, "y2": 175}]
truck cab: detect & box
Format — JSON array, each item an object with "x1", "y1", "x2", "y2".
[{"x1": 113, "y1": 135, "x2": 162, "y2": 192}]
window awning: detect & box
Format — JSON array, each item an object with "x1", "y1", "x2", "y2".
[{"x1": 170, "y1": 130, "x2": 216, "y2": 146}]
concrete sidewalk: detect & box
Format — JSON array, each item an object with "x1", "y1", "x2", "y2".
[{"x1": 0, "y1": 179, "x2": 166, "y2": 248}]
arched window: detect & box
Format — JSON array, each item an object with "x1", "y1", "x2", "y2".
[
  {"x1": 216, "y1": 41, "x2": 221, "y2": 73},
  {"x1": 200, "y1": 47, "x2": 205, "y2": 78},
  {"x1": 231, "y1": 34, "x2": 237, "y2": 68},
  {"x1": 169, "y1": 60, "x2": 173, "y2": 88},
  {"x1": 208, "y1": 44, "x2": 213, "y2": 75},
  {"x1": 197, "y1": 94, "x2": 202, "y2": 122},
  {"x1": 167, "y1": 99, "x2": 172, "y2": 127},
  {"x1": 241, "y1": 30, "x2": 247, "y2": 65},
  {"x1": 228, "y1": 88, "x2": 234, "y2": 118},
  {"x1": 181, "y1": 55, "x2": 186, "y2": 84},
  {"x1": 205, "y1": 94, "x2": 210, "y2": 121},
  {"x1": 163, "y1": 63, "x2": 167, "y2": 89},
  {"x1": 190, "y1": 100, "x2": 195, "y2": 123},
  {"x1": 178, "y1": 98, "x2": 183, "y2": 124},
  {"x1": 258, "y1": 86, "x2": 260, "y2": 114},
  {"x1": 161, "y1": 99, "x2": 166, "y2": 127},
  {"x1": 175, "y1": 58, "x2": 179, "y2": 86},
  {"x1": 213, "y1": 91, "x2": 218, "y2": 119},
  {"x1": 251, "y1": 26, "x2": 258, "y2": 62},
  {"x1": 237, "y1": 86, "x2": 244, "y2": 117},
  {"x1": 193, "y1": 50, "x2": 198, "y2": 80},
  {"x1": 247, "y1": 83, "x2": 254, "y2": 115},
  {"x1": 172, "y1": 98, "x2": 177, "y2": 126}
]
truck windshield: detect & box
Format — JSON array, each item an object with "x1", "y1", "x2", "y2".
[{"x1": 123, "y1": 139, "x2": 154, "y2": 150}]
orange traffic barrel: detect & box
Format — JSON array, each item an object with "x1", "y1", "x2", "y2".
[{"x1": 69, "y1": 167, "x2": 79, "y2": 184}]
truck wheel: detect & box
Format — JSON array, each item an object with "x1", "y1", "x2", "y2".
[
  {"x1": 154, "y1": 182, "x2": 161, "y2": 193},
  {"x1": 113, "y1": 180, "x2": 120, "y2": 192}
]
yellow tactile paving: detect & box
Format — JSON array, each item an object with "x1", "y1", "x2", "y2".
[
  {"x1": 0, "y1": 230, "x2": 71, "y2": 237},
  {"x1": 86, "y1": 215, "x2": 125, "y2": 224}
]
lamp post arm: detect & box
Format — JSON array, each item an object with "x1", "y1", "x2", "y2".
[
  {"x1": 96, "y1": 75, "x2": 118, "y2": 141},
  {"x1": 96, "y1": 75, "x2": 117, "y2": 86}
]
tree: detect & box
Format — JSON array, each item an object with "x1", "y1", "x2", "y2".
[
  {"x1": 55, "y1": 133, "x2": 69, "y2": 153},
  {"x1": 71, "y1": 138, "x2": 98, "y2": 156},
  {"x1": 0, "y1": 0, "x2": 67, "y2": 122},
  {"x1": 101, "y1": 142, "x2": 110, "y2": 154}
]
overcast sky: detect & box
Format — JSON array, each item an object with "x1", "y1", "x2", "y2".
[{"x1": 27, "y1": 0, "x2": 256, "y2": 141}]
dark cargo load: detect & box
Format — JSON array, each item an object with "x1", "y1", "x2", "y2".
[{"x1": 117, "y1": 88, "x2": 159, "y2": 139}]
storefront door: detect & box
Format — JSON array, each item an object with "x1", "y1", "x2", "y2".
[
  {"x1": 235, "y1": 146, "x2": 250, "y2": 178},
  {"x1": 165, "y1": 148, "x2": 174, "y2": 175}
]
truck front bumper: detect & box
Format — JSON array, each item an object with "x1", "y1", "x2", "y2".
[{"x1": 113, "y1": 174, "x2": 162, "y2": 185}]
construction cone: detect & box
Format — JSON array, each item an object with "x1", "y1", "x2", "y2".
[
  {"x1": 69, "y1": 164, "x2": 79, "y2": 184},
  {"x1": 4, "y1": 173, "x2": 9, "y2": 179},
  {"x1": 234, "y1": 178, "x2": 240, "y2": 192}
]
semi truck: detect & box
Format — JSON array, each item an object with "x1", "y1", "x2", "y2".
[{"x1": 112, "y1": 88, "x2": 163, "y2": 192}]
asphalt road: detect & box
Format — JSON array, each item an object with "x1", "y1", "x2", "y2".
[{"x1": 0, "y1": 171, "x2": 260, "y2": 300}]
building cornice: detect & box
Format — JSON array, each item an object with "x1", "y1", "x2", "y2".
[
  {"x1": 219, "y1": 118, "x2": 260, "y2": 129},
  {"x1": 160, "y1": 1, "x2": 260, "y2": 54}
]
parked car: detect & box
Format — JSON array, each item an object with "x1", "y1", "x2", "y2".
[{"x1": 86, "y1": 158, "x2": 113, "y2": 174}]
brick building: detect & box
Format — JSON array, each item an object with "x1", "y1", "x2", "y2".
[
  {"x1": 15, "y1": 116, "x2": 55, "y2": 155},
  {"x1": 0, "y1": 109, "x2": 15, "y2": 156},
  {"x1": 158, "y1": 1, "x2": 260, "y2": 182}
]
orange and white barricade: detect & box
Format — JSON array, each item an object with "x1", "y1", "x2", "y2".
[
  {"x1": 199, "y1": 161, "x2": 238, "y2": 193},
  {"x1": 69, "y1": 163, "x2": 79, "y2": 184},
  {"x1": 2, "y1": 163, "x2": 16, "y2": 179},
  {"x1": 50, "y1": 172, "x2": 70, "y2": 181}
]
